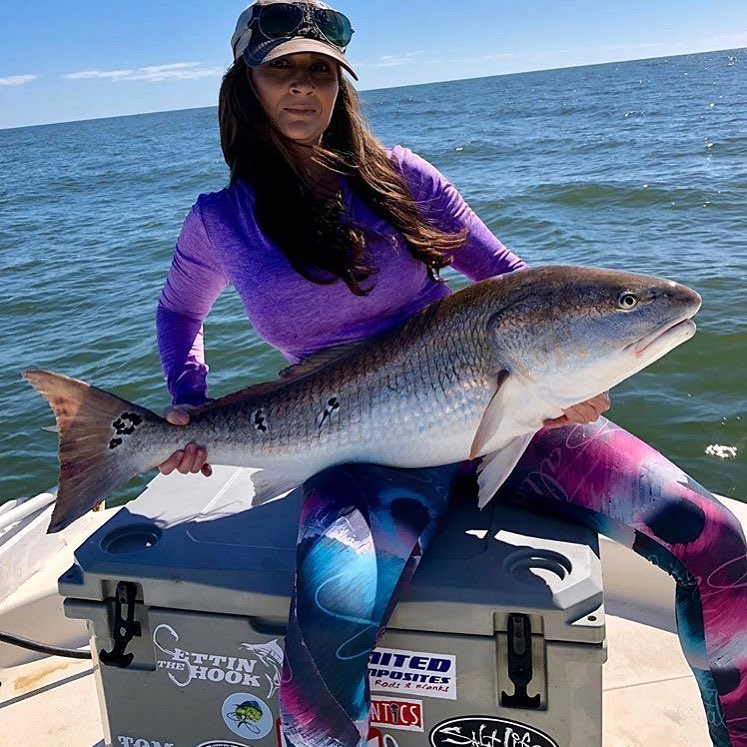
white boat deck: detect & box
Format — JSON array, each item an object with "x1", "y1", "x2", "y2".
[
  {"x1": 0, "y1": 614, "x2": 709, "y2": 746},
  {"x1": 3, "y1": 480, "x2": 743, "y2": 746}
]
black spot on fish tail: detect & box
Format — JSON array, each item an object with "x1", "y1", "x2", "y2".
[
  {"x1": 112, "y1": 412, "x2": 143, "y2": 436},
  {"x1": 108, "y1": 437, "x2": 123, "y2": 450}
]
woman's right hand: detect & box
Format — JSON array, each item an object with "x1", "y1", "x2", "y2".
[{"x1": 159, "y1": 406, "x2": 212, "y2": 477}]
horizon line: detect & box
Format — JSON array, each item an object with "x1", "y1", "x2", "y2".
[{"x1": 2, "y1": 45, "x2": 743, "y2": 132}]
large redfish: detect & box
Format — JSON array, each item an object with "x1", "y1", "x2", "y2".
[{"x1": 24, "y1": 266, "x2": 701, "y2": 533}]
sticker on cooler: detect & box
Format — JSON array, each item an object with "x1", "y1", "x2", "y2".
[
  {"x1": 368, "y1": 646, "x2": 457, "y2": 700},
  {"x1": 370, "y1": 696, "x2": 424, "y2": 732},
  {"x1": 429, "y1": 716, "x2": 559, "y2": 747},
  {"x1": 152, "y1": 623, "x2": 283, "y2": 698},
  {"x1": 221, "y1": 692, "x2": 273, "y2": 739}
]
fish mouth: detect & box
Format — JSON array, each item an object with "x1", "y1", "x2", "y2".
[{"x1": 628, "y1": 314, "x2": 698, "y2": 357}]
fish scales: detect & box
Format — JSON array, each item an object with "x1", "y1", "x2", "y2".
[
  {"x1": 238, "y1": 310, "x2": 484, "y2": 461},
  {"x1": 23, "y1": 265, "x2": 702, "y2": 532},
  {"x1": 163, "y1": 298, "x2": 492, "y2": 474}
]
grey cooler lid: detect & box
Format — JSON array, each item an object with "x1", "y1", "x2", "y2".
[{"x1": 61, "y1": 466, "x2": 604, "y2": 645}]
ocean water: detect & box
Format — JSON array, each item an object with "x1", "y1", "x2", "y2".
[{"x1": 1, "y1": 48, "x2": 745, "y2": 506}]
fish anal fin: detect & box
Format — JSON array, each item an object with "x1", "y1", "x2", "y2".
[
  {"x1": 469, "y1": 370, "x2": 511, "y2": 459},
  {"x1": 476, "y1": 434, "x2": 535, "y2": 508},
  {"x1": 250, "y1": 470, "x2": 303, "y2": 506}
]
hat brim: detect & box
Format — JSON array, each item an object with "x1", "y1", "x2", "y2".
[{"x1": 244, "y1": 37, "x2": 358, "y2": 81}]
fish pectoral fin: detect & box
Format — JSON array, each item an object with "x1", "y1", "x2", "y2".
[
  {"x1": 250, "y1": 470, "x2": 304, "y2": 507},
  {"x1": 476, "y1": 434, "x2": 535, "y2": 508},
  {"x1": 469, "y1": 370, "x2": 511, "y2": 459}
]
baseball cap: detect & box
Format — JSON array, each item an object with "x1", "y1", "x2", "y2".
[{"x1": 231, "y1": 0, "x2": 358, "y2": 80}]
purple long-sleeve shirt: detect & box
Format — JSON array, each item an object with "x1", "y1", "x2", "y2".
[{"x1": 157, "y1": 146, "x2": 526, "y2": 405}]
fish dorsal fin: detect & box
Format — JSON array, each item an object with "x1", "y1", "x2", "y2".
[
  {"x1": 469, "y1": 370, "x2": 511, "y2": 459},
  {"x1": 277, "y1": 340, "x2": 369, "y2": 379},
  {"x1": 192, "y1": 340, "x2": 368, "y2": 415}
]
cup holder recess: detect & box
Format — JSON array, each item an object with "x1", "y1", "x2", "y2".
[
  {"x1": 100, "y1": 523, "x2": 163, "y2": 554},
  {"x1": 503, "y1": 548, "x2": 572, "y2": 583}
]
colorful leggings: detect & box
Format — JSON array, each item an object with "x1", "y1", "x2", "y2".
[{"x1": 278, "y1": 419, "x2": 747, "y2": 747}]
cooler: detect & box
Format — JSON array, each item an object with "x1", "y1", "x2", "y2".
[{"x1": 61, "y1": 465, "x2": 606, "y2": 747}]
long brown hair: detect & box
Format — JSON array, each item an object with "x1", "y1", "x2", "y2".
[{"x1": 218, "y1": 59, "x2": 466, "y2": 295}]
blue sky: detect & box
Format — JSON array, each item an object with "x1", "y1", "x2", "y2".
[{"x1": 1, "y1": 0, "x2": 745, "y2": 129}]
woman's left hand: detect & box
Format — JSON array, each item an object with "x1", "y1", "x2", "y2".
[{"x1": 543, "y1": 391, "x2": 611, "y2": 429}]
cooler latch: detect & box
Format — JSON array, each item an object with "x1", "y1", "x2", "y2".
[
  {"x1": 99, "y1": 581, "x2": 141, "y2": 668},
  {"x1": 500, "y1": 613, "x2": 541, "y2": 709}
]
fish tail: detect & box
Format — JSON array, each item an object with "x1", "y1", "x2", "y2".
[{"x1": 23, "y1": 369, "x2": 164, "y2": 533}]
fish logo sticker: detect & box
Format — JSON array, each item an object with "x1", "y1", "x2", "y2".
[
  {"x1": 152, "y1": 624, "x2": 283, "y2": 698},
  {"x1": 222, "y1": 693, "x2": 273, "y2": 739},
  {"x1": 240, "y1": 640, "x2": 283, "y2": 698}
]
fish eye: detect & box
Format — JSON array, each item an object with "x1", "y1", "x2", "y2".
[{"x1": 617, "y1": 291, "x2": 639, "y2": 310}]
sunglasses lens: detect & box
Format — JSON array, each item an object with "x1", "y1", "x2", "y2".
[
  {"x1": 313, "y1": 9, "x2": 353, "y2": 47},
  {"x1": 258, "y1": 4, "x2": 304, "y2": 39}
]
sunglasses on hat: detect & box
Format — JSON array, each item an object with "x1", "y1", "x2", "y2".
[{"x1": 251, "y1": 3, "x2": 354, "y2": 49}]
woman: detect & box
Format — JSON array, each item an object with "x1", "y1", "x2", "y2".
[{"x1": 156, "y1": 2, "x2": 747, "y2": 745}]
